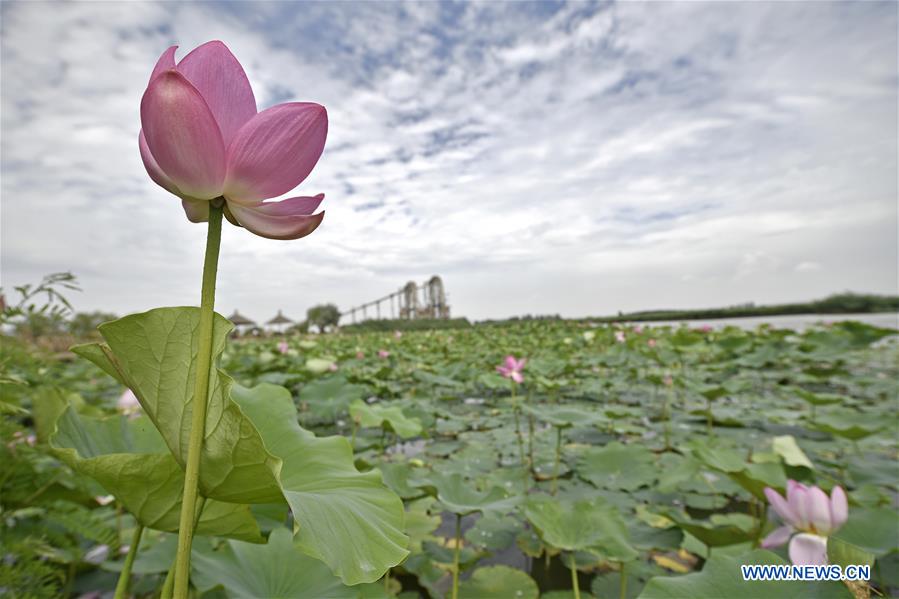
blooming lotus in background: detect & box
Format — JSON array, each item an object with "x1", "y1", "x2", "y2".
[
  {"x1": 356, "y1": 351, "x2": 365, "y2": 360},
  {"x1": 277, "y1": 341, "x2": 289, "y2": 354},
  {"x1": 647, "y1": 338, "x2": 657, "y2": 348},
  {"x1": 762, "y1": 480, "x2": 848, "y2": 565},
  {"x1": 633, "y1": 325, "x2": 644, "y2": 334},
  {"x1": 496, "y1": 356, "x2": 526, "y2": 383},
  {"x1": 139, "y1": 41, "x2": 327, "y2": 240},
  {"x1": 615, "y1": 331, "x2": 626, "y2": 343},
  {"x1": 394, "y1": 331, "x2": 403, "y2": 339},
  {"x1": 378, "y1": 349, "x2": 390, "y2": 359},
  {"x1": 697, "y1": 324, "x2": 713, "y2": 333},
  {"x1": 117, "y1": 389, "x2": 141, "y2": 414}
]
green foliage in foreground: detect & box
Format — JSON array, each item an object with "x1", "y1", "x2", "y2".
[{"x1": 1, "y1": 315, "x2": 897, "y2": 598}]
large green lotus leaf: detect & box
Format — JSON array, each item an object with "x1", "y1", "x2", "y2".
[
  {"x1": 231, "y1": 383, "x2": 409, "y2": 584},
  {"x1": 523, "y1": 496, "x2": 638, "y2": 561},
  {"x1": 813, "y1": 410, "x2": 885, "y2": 440},
  {"x1": 458, "y1": 565, "x2": 539, "y2": 599},
  {"x1": 72, "y1": 308, "x2": 283, "y2": 503},
  {"x1": 301, "y1": 376, "x2": 367, "y2": 421},
  {"x1": 638, "y1": 549, "x2": 851, "y2": 598},
  {"x1": 349, "y1": 400, "x2": 422, "y2": 438},
  {"x1": 190, "y1": 528, "x2": 375, "y2": 599},
  {"x1": 418, "y1": 472, "x2": 521, "y2": 516},
  {"x1": 48, "y1": 407, "x2": 262, "y2": 542},
  {"x1": 831, "y1": 507, "x2": 899, "y2": 556},
  {"x1": 577, "y1": 442, "x2": 657, "y2": 491},
  {"x1": 521, "y1": 404, "x2": 606, "y2": 428}
]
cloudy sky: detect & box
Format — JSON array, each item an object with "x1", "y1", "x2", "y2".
[{"x1": 1, "y1": 1, "x2": 896, "y2": 322}]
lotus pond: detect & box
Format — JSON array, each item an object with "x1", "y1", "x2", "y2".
[{"x1": 3, "y1": 318, "x2": 898, "y2": 598}]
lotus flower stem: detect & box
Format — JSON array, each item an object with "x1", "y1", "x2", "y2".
[
  {"x1": 173, "y1": 201, "x2": 223, "y2": 599},
  {"x1": 113, "y1": 523, "x2": 144, "y2": 599},
  {"x1": 618, "y1": 560, "x2": 628, "y2": 599},
  {"x1": 551, "y1": 426, "x2": 562, "y2": 496},
  {"x1": 511, "y1": 382, "x2": 525, "y2": 465},
  {"x1": 161, "y1": 497, "x2": 207, "y2": 599},
  {"x1": 452, "y1": 513, "x2": 462, "y2": 599},
  {"x1": 569, "y1": 554, "x2": 580, "y2": 599}
]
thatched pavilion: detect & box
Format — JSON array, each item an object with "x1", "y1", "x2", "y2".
[
  {"x1": 226, "y1": 310, "x2": 257, "y2": 336},
  {"x1": 265, "y1": 310, "x2": 294, "y2": 334}
]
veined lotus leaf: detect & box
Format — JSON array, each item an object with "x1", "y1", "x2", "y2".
[
  {"x1": 73, "y1": 307, "x2": 408, "y2": 584},
  {"x1": 577, "y1": 442, "x2": 657, "y2": 491},
  {"x1": 349, "y1": 399, "x2": 423, "y2": 438},
  {"x1": 72, "y1": 308, "x2": 283, "y2": 503},
  {"x1": 464, "y1": 514, "x2": 521, "y2": 551},
  {"x1": 190, "y1": 528, "x2": 374, "y2": 599},
  {"x1": 48, "y1": 407, "x2": 262, "y2": 542},
  {"x1": 638, "y1": 549, "x2": 852, "y2": 598},
  {"x1": 458, "y1": 565, "x2": 539, "y2": 599},
  {"x1": 792, "y1": 387, "x2": 844, "y2": 406},
  {"x1": 813, "y1": 410, "x2": 885, "y2": 440},
  {"x1": 231, "y1": 382, "x2": 409, "y2": 584},
  {"x1": 523, "y1": 495, "x2": 638, "y2": 562},
  {"x1": 417, "y1": 472, "x2": 521, "y2": 516}
]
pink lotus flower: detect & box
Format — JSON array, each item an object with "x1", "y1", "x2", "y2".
[
  {"x1": 356, "y1": 351, "x2": 365, "y2": 360},
  {"x1": 139, "y1": 41, "x2": 327, "y2": 240},
  {"x1": 378, "y1": 349, "x2": 390, "y2": 359},
  {"x1": 633, "y1": 325, "x2": 644, "y2": 334},
  {"x1": 277, "y1": 341, "x2": 289, "y2": 354},
  {"x1": 496, "y1": 356, "x2": 526, "y2": 384},
  {"x1": 663, "y1": 374, "x2": 673, "y2": 387},
  {"x1": 117, "y1": 389, "x2": 141, "y2": 414},
  {"x1": 762, "y1": 480, "x2": 848, "y2": 565},
  {"x1": 328, "y1": 363, "x2": 339, "y2": 372},
  {"x1": 614, "y1": 331, "x2": 626, "y2": 343},
  {"x1": 394, "y1": 331, "x2": 403, "y2": 339},
  {"x1": 647, "y1": 338, "x2": 657, "y2": 348},
  {"x1": 697, "y1": 324, "x2": 713, "y2": 333}
]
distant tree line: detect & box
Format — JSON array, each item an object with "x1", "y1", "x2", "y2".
[
  {"x1": 587, "y1": 292, "x2": 899, "y2": 324},
  {"x1": 341, "y1": 317, "x2": 472, "y2": 333}
]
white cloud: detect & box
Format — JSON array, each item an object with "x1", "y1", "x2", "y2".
[{"x1": 1, "y1": 1, "x2": 896, "y2": 322}]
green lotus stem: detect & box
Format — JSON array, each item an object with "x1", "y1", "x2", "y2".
[
  {"x1": 569, "y1": 554, "x2": 580, "y2": 599},
  {"x1": 162, "y1": 497, "x2": 208, "y2": 599},
  {"x1": 113, "y1": 523, "x2": 144, "y2": 599},
  {"x1": 452, "y1": 513, "x2": 462, "y2": 599},
  {"x1": 511, "y1": 382, "x2": 525, "y2": 465},
  {"x1": 551, "y1": 426, "x2": 562, "y2": 496},
  {"x1": 619, "y1": 560, "x2": 628, "y2": 599},
  {"x1": 173, "y1": 201, "x2": 223, "y2": 599},
  {"x1": 527, "y1": 414, "x2": 535, "y2": 466},
  {"x1": 662, "y1": 387, "x2": 672, "y2": 450},
  {"x1": 706, "y1": 397, "x2": 713, "y2": 435}
]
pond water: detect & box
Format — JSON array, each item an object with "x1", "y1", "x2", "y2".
[{"x1": 629, "y1": 312, "x2": 899, "y2": 332}]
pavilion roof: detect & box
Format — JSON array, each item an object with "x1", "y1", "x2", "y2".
[
  {"x1": 266, "y1": 310, "x2": 294, "y2": 325},
  {"x1": 227, "y1": 310, "x2": 255, "y2": 326}
]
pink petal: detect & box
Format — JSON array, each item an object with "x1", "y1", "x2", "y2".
[
  {"x1": 181, "y1": 199, "x2": 210, "y2": 223},
  {"x1": 805, "y1": 486, "x2": 834, "y2": 535},
  {"x1": 764, "y1": 487, "x2": 798, "y2": 526},
  {"x1": 149, "y1": 46, "x2": 177, "y2": 84},
  {"x1": 760, "y1": 525, "x2": 793, "y2": 549},
  {"x1": 515, "y1": 358, "x2": 527, "y2": 370},
  {"x1": 787, "y1": 480, "x2": 810, "y2": 529},
  {"x1": 140, "y1": 70, "x2": 226, "y2": 199},
  {"x1": 224, "y1": 103, "x2": 327, "y2": 204},
  {"x1": 511, "y1": 372, "x2": 524, "y2": 384},
  {"x1": 496, "y1": 366, "x2": 510, "y2": 376},
  {"x1": 788, "y1": 533, "x2": 828, "y2": 566},
  {"x1": 175, "y1": 40, "x2": 257, "y2": 147},
  {"x1": 227, "y1": 198, "x2": 325, "y2": 240},
  {"x1": 504, "y1": 356, "x2": 518, "y2": 370},
  {"x1": 138, "y1": 130, "x2": 180, "y2": 196},
  {"x1": 830, "y1": 486, "x2": 848, "y2": 530}
]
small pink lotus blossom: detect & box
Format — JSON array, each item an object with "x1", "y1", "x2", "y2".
[
  {"x1": 117, "y1": 389, "x2": 141, "y2": 414},
  {"x1": 328, "y1": 362, "x2": 339, "y2": 372},
  {"x1": 647, "y1": 338, "x2": 657, "y2": 348},
  {"x1": 762, "y1": 480, "x2": 848, "y2": 565},
  {"x1": 378, "y1": 349, "x2": 390, "y2": 359},
  {"x1": 697, "y1": 324, "x2": 713, "y2": 333},
  {"x1": 614, "y1": 331, "x2": 626, "y2": 343},
  {"x1": 663, "y1": 374, "x2": 673, "y2": 387},
  {"x1": 7, "y1": 430, "x2": 36, "y2": 449},
  {"x1": 277, "y1": 341, "x2": 289, "y2": 354},
  {"x1": 139, "y1": 41, "x2": 327, "y2": 240},
  {"x1": 496, "y1": 356, "x2": 526, "y2": 384},
  {"x1": 633, "y1": 325, "x2": 644, "y2": 334},
  {"x1": 394, "y1": 331, "x2": 403, "y2": 339},
  {"x1": 356, "y1": 351, "x2": 365, "y2": 360}
]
